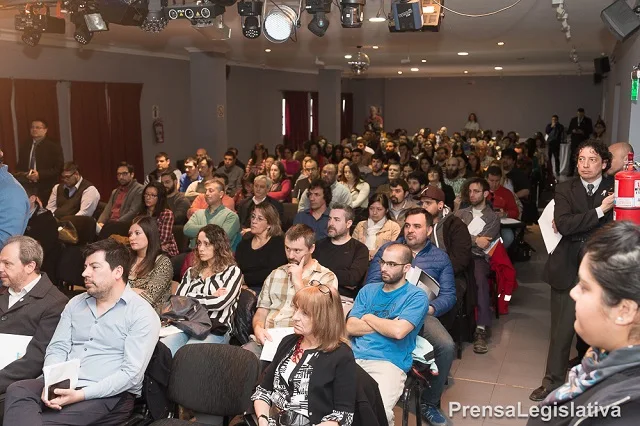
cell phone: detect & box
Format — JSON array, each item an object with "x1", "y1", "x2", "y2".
[{"x1": 48, "y1": 379, "x2": 70, "y2": 400}]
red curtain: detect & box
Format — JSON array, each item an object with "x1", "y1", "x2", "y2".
[
  {"x1": 70, "y1": 82, "x2": 112, "y2": 201},
  {"x1": 311, "y1": 92, "x2": 319, "y2": 141},
  {"x1": 0, "y1": 79, "x2": 16, "y2": 170},
  {"x1": 341, "y1": 93, "x2": 354, "y2": 140},
  {"x1": 283, "y1": 91, "x2": 309, "y2": 151},
  {"x1": 14, "y1": 79, "x2": 60, "y2": 148},
  {"x1": 107, "y1": 83, "x2": 144, "y2": 187}
]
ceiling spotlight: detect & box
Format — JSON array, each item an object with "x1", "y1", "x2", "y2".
[
  {"x1": 21, "y1": 29, "x2": 41, "y2": 47},
  {"x1": 74, "y1": 22, "x2": 93, "y2": 45},
  {"x1": 410, "y1": 67, "x2": 419, "y2": 71},
  {"x1": 458, "y1": 52, "x2": 469, "y2": 56},
  {"x1": 15, "y1": 4, "x2": 66, "y2": 47},
  {"x1": 497, "y1": 41, "x2": 505, "y2": 46},
  {"x1": 340, "y1": 0, "x2": 365, "y2": 28},
  {"x1": 372, "y1": 45, "x2": 379, "y2": 49},
  {"x1": 345, "y1": 54, "x2": 353, "y2": 59},
  {"x1": 464, "y1": 70, "x2": 469, "y2": 74},
  {"x1": 141, "y1": 0, "x2": 167, "y2": 32},
  {"x1": 369, "y1": 0, "x2": 387, "y2": 22},
  {"x1": 238, "y1": 0, "x2": 264, "y2": 39},
  {"x1": 397, "y1": 71, "x2": 403, "y2": 74},
  {"x1": 495, "y1": 66, "x2": 503, "y2": 70},
  {"x1": 306, "y1": 0, "x2": 332, "y2": 38},
  {"x1": 265, "y1": 48, "x2": 271, "y2": 52},
  {"x1": 263, "y1": 4, "x2": 298, "y2": 43},
  {"x1": 348, "y1": 46, "x2": 370, "y2": 75},
  {"x1": 421, "y1": 59, "x2": 427, "y2": 63}
]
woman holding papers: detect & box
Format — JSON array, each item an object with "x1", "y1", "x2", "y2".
[
  {"x1": 252, "y1": 284, "x2": 356, "y2": 426},
  {"x1": 128, "y1": 216, "x2": 172, "y2": 312},
  {"x1": 162, "y1": 224, "x2": 243, "y2": 356},
  {"x1": 527, "y1": 221, "x2": 640, "y2": 425}
]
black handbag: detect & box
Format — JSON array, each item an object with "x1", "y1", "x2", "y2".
[{"x1": 160, "y1": 295, "x2": 212, "y2": 340}]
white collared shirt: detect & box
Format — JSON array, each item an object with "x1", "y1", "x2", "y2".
[
  {"x1": 46, "y1": 176, "x2": 101, "y2": 217},
  {"x1": 8, "y1": 274, "x2": 41, "y2": 309},
  {"x1": 580, "y1": 176, "x2": 605, "y2": 218}
]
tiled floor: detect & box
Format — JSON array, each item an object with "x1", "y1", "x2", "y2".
[{"x1": 394, "y1": 225, "x2": 566, "y2": 426}]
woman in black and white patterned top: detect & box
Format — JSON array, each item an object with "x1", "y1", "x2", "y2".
[
  {"x1": 252, "y1": 284, "x2": 356, "y2": 426},
  {"x1": 161, "y1": 224, "x2": 243, "y2": 356}
]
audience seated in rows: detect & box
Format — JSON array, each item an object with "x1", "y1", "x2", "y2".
[
  {"x1": 140, "y1": 182, "x2": 179, "y2": 257},
  {"x1": 3, "y1": 238, "x2": 160, "y2": 425},
  {"x1": 235, "y1": 203, "x2": 287, "y2": 294},
  {"x1": 97, "y1": 162, "x2": 144, "y2": 234},
  {"x1": 46, "y1": 162, "x2": 100, "y2": 219},
  {"x1": 293, "y1": 179, "x2": 332, "y2": 241},
  {"x1": 313, "y1": 204, "x2": 369, "y2": 298},
  {"x1": 162, "y1": 225, "x2": 243, "y2": 356},
  {"x1": 184, "y1": 155, "x2": 215, "y2": 202},
  {"x1": 352, "y1": 193, "x2": 402, "y2": 260},
  {"x1": 144, "y1": 151, "x2": 181, "y2": 185}
]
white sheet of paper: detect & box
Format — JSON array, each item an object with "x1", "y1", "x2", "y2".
[
  {"x1": 260, "y1": 327, "x2": 295, "y2": 362},
  {"x1": 467, "y1": 217, "x2": 486, "y2": 236},
  {"x1": 540, "y1": 200, "x2": 563, "y2": 254},
  {"x1": 43, "y1": 359, "x2": 80, "y2": 400},
  {"x1": 0, "y1": 333, "x2": 32, "y2": 369},
  {"x1": 500, "y1": 218, "x2": 522, "y2": 225},
  {"x1": 159, "y1": 325, "x2": 183, "y2": 338}
]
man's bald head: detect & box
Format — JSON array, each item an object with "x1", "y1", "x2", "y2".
[{"x1": 608, "y1": 142, "x2": 634, "y2": 176}]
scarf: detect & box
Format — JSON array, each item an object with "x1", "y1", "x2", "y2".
[
  {"x1": 365, "y1": 217, "x2": 386, "y2": 250},
  {"x1": 542, "y1": 345, "x2": 640, "y2": 406}
]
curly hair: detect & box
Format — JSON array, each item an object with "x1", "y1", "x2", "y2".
[
  {"x1": 192, "y1": 224, "x2": 236, "y2": 275},
  {"x1": 576, "y1": 139, "x2": 612, "y2": 175}
]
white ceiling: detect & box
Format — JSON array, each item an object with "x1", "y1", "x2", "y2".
[{"x1": 0, "y1": 0, "x2": 620, "y2": 77}]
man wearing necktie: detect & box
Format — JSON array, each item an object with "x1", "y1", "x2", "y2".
[
  {"x1": 16, "y1": 120, "x2": 64, "y2": 206},
  {"x1": 566, "y1": 108, "x2": 593, "y2": 177},
  {"x1": 530, "y1": 140, "x2": 614, "y2": 402}
]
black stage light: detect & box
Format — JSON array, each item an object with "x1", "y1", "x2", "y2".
[
  {"x1": 21, "y1": 29, "x2": 41, "y2": 47},
  {"x1": 141, "y1": 0, "x2": 168, "y2": 32},
  {"x1": 305, "y1": 0, "x2": 331, "y2": 37},
  {"x1": 340, "y1": 0, "x2": 365, "y2": 28},
  {"x1": 238, "y1": 0, "x2": 264, "y2": 39}
]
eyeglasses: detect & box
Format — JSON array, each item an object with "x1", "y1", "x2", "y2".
[
  {"x1": 250, "y1": 214, "x2": 266, "y2": 222},
  {"x1": 309, "y1": 280, "x2": 333, "y2": 299},
  {"x1": 379, "y1": 259, "x2": 410, "y2": 269},
  {"x1": 61, "y1": 173, "x2": 75, "y2": 180}
]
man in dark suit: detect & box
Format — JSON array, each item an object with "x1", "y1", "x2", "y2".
[
  {"x1": 530, "y1": 140, "x2": 614, "y2": 402},
  {"x1": 0, "y1": 236, "x2": 68, "y2": 418},
  {"x1": 566, "y1": 108, "x2": 593, "y2": 177},
  {"x1": 15, "y1": 119, "x2": 64, "y2": 206}
]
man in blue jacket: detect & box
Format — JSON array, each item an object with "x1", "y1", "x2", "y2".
[
  {"x1": 0, "y1": 150, "x2": 29, "y2": 250},
  {"x1": 366, "y1": 207, "x2": 456, "y2": 426}
]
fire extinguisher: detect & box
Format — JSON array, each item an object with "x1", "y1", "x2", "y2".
[
  {"x1": 614, "y1": 151, "x2": 640, "y2": 225},
  {"x1": 153, "y1": 118, "x2": 164, "y2": 144}
]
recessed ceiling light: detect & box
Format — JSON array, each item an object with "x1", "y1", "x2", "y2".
[
  {"x1": 421, "y1": 59, "x2": 427, "y2": 63},
  {"x1": 464, "y1": 70, "x2": 469, "y2": 74},
  {"x1": 410, "y1": 67, "x2": 419, "y2": 72},
  {"x1": 494, "y1": 66, "x2": 503, "y2": 70},
  {"x1": 372, "y1": 45, "x2": 379, "y2": 49},
  {"x1": 264, "y1": 49, "x2": 271, "y2": 53},
  {"x1": 497, "y1": 41, "x2": 505, "y2": 46},
  {"x1": 345, "y1": 54, "x2": 352, "y2": 59},
  {"x1": 458, "y1": 52, "x2": 469, "y2": 56},
  {"x1": 397, "y1": 71, "x2": 403, "y2": 75}
]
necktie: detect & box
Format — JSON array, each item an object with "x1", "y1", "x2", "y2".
[
  {"x1": 587, "y1": 184, "x2": 594, "y2": 197},
  {"x1": 29, "y1": 141, "x2": 37, "y2": 170},
  {"x1": 64, "y1": 187, "x2": 71, "y2": 199}
]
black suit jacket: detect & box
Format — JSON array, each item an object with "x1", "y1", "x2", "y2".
[
  {"x1": 545, "y1": 176, "x2": 613, "y2": 290},
  {"x1": 567, "y1": 116, "x2": 593, "y2": 146},
  {"x1": 0, "y1": 273, "x2": 68, "y2": 394},
  {"x1": 16, "y1": 138, "x2": 64, "y2": 204}
]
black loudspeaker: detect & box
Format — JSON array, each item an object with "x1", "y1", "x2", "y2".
[
  {"x1": 601, "y1": 0, "x2": 640, "y2": 41},
  {"x1": 594, "y1": 57, "x2": 611, "y2": 75},
  {"x1": 594, "y1": 73, "x2": 603, "y2": 85}
]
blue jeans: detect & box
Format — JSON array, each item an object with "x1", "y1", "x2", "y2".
[
  {"x1": 161, "y1": 331, "x2": 231, "y2": 357},
  {"x1": 420, "y1": 315, "x2": 455, "y2": 406}
]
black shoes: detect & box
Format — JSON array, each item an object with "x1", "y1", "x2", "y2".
[
  {"x1": 529, "y1": 386, "x2": 551, "y2": 402},
  {"x1": 473, "y1": 327, "x2": 489, "y2": 354}
]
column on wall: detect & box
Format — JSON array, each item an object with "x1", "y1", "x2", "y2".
[
  {"x1": 318, "y1": 69, "x2": 341, "y2": 145},
  {"x1": 189, "y1": 51, "x2": 228, "y2": 162}
]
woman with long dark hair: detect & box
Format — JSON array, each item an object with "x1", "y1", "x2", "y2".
[
  {"x1": 139, "y1": 182, "x2": 178, "y2": 257},
  {"x1": 128, "y1": 216, "x2": 173, "y2": 311},
  {"x1": 308, "y1": 141, "x2": 326, "y2": 169},
  {"x1": 162, "y1": 224, "x2": 244, "y2": 356},
  {"x1": 268, "y1": 161, "x2": 292, "y2": 202},
  {"x1": 281, "y1": 146, "x2": 301, "y2": 177},
  {"x1": 352, "y1": 193, "x2": 401, "y2": 260},
  {"x1": 340, "y1": 162, "x2": 370, "y2": 209},
  {"x1": 467, "y1": 153, "x2": 483, "y2": 178},
  {"x1": 426, "y1": 165, "x2": 456, "y2": 210},
  {"x1": 331, "y1": 145, "x2": 344, "y2": 165}
]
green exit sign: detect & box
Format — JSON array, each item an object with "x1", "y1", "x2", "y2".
[{"x1": 633, "y1": 79, "x2": 639, "y2": 101}]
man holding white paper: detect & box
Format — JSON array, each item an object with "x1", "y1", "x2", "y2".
[
  {"x1": 0, "y1": 236, "x2": 67, "y2": 419},
  {"x1": 455, "y1": 177, "x2": 500, "y2": 355},
  {"x1": 3, "y1": 238, "x2": 160, "y2": 425}
]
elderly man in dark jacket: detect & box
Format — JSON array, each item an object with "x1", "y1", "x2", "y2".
[{"x1": 0, "y1": 236, "x2": 68, "y2": 420}]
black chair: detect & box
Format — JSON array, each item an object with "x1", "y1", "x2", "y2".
[
  {"x1": 150, "y1": 344, "x2": 261, "y2": 426},
  {"x1": 401, "y1": 363, "x2": 433, "y2": 426},
  {"x1": 230, "y1": 288, "x2": 257, "y2": 346},
  {"x1": 172, "y1": 225, "x2": 190, "y2": 254}
]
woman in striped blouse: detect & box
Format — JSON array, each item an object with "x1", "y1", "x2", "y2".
[{"x1": 162, "y1": 224, "x2": 244, "y2": 356}]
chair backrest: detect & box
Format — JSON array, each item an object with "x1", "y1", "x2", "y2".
[
  {"x1": 172, "y1": 225, "x2": 190, "y2": 253},
  {"x1": 282, "y1": 203, "x2": 298, "y2": 231},
  {"x1": 168, "y1": 344, "x2": 260, "y2": 416},
  {"x1": 232, "y1": 288, "x2": 258, "y2": 345}
]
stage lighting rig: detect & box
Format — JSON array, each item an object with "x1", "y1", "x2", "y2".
[
  {"x1": 263, "y1": 3, "x2": 299, "y2": 43},
  {"x1": 340, "y1": 0, "x2": 365, "y2": 28},
  {"x1": 66, "y1": 1, "x2": 108, "y2": 45},
  {"x1": 166, "y1": 0, "x2": 226, "y2": 28},
  {"x1": 305, "y1": 0, "x2": 331, "y2": 37},
  {"x1": 14, "y1": 3, "x2": 66, "y2": 47},
  {"x1": 141, "y1": 0, "x2": 168, "y2": 32},
  {"x1": 237, "y1": 0, "x2": 263, "y2": 39}
]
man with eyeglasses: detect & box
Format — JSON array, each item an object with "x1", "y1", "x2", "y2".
[
  {"x1": 16, "y1": 119, "x2": 64, "y2": 206},
  {"x1": 347, "y1": 243, "x2": 429, "y2": 426},
  {"x1": 46, "y1": 162, "x2": 100, "y2": 219},
  {"x1": 97, "y1": 162, "x2": 144, "y2": 234},
  {"x1": 291, "y1": 159, "x2": 319, "y2": 204},
  {"x1": 364, "y1": 208, "x2": 456, "y2": 426}
]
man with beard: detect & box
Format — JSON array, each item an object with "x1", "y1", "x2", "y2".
[
  {"x1": 160, "y1": 172, "x2": 190, "y2": 225},
  {"x1": 347, "y1": 243, "x2": 429, "y2": 426},
  {"x1": 3, "y1": 239, "x2": 160, "y2": 425},
  {"x1": 444, "y1": 157, "x2": 466, "y2": 196},
  {"x1": 293, "y1": 179, "x2": 332, "y2": 240},
  {"x1": 297, "y1": 164, "x2": 351, "y2": 212},
  {"x1": 365, "y1": 153, "x2": 389, "y2": 194},
  {"x1": 179, "y1": 156, "x2": 202, "y2": 193},
  {"x1": 313, "y1": 204, "x2": 369, "y2": 298},
  {"x1": 406, "y1": 171, "x2": 426, "y2": 202},
  {"x1": 292, "y1": 159, "x2": 319, "y2": 203},
  {"x1": 97, "y1": 162, "x2": 144, "y2": 234},
  {"x1": 388, "y1": 179, "x2": 419, "y2": 228},
  {"x1": 375, "y1": 163, "x2": 401, "y2": 197},
  {"x1": 362, "y1": 209, "x2": 456, "y2": 426},
  {"x1": 455, "y1": 178, "x2": 500, "y2": 354},
  {"x1": 486, "y1": 166, "x2": 520, "y2": 249}
]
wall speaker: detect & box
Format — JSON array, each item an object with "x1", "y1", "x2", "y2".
[
  {"x1": 594, "y1": 56, "x2": 611, "y2": 75},
  {"x1": 594, "y1": 73, "x2": 603, "y2": 85},
  {"x1": 601, "y1": 0, "x2": 640, "y2": 41}
]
